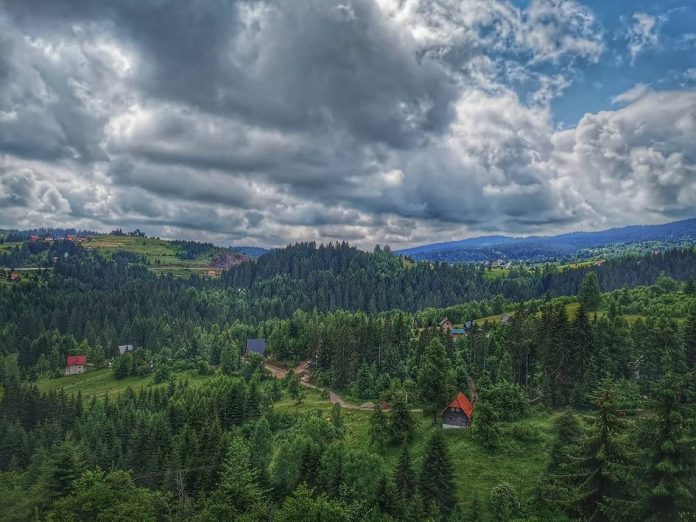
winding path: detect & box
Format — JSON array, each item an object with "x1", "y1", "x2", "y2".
[{"x1": 264, "y1": 361, "x2": 363, "y2": 409}]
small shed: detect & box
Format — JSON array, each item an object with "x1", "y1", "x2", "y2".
[
  {"x1": 118, "y1": 344, "x2": 134, "y2": 355},
  {"x1": 246, "y1": 338, "x2": 266, "y2": 356},
  {"x1": 65, "y1": 355, "x2": 87, "y2": 376},
  {"x1": 442, "y1": 391, "x2": 475, "y2": 429}
]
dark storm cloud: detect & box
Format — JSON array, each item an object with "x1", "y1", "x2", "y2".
[{"x1": 0, "y1": 0, "x2": 694, "y2": 247}]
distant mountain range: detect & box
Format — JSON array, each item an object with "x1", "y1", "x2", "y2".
[
  {"x1": 230, "y1": 246, "x2": 269, "y2": 258},
  {"x1": 397, "y1": 218, "x2": 696, "y2": 263}
]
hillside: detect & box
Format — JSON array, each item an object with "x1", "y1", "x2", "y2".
[
  {"x1": 398, "y1": 217, "x2": 696, "y2": 263},
  {"x1": 0, "y1": 233, "x2": 252, "y2": 276}
]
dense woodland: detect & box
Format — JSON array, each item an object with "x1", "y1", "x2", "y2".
[{"x1": 0, "y1": 241, "x2": 695, "y2": 520}]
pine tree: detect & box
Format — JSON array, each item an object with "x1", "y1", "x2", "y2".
[
  {"x1": 250, "y1": 417, "x2": 272, "y2": 482},
  {"x1": 368, "y1": 405, "x2": 389, "y2": 452},
  {"x1": 419, "y1": 431, "x2": 457, "y2": 515},
  {"x1": 683, "y1": 307, "x2": 696, "y2": 370},
  {"x1": 389, "y1": 392, "x2": 415, "y2": 445},
  {"x1": 563, "y1": 385, "x2": 635, "y2": 521},
  {"x1": 41, "y1": 437, "x2": 84, "y2": 503},
  {"x1": 394, "y1": 445, "x2": 416, "y2": 504},
  {"x1": 579, "y1": 272, "x2": 602, "y2": 310},
  {"x1": 418, "y1": 338, "x2": 454, "y2": 422},
  {"x1": 547, "y1": 410, "x2": 582, "y2": 473},
  {"x1": 640, "y1": 374, "x2": 695, "y2": 520}
]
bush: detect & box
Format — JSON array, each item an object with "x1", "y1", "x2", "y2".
[
  {"x1": 479, "y1": 381, "x2": 527, "y2": 421},
  {"x1": 489, "y1": 481, "x2": 517, "y2": 521},
  {"x1": 504, "y1": 423, "x2": 543, "y2": 443}
]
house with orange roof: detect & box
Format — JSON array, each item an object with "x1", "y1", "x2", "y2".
[{"x1": 442, "y1": 391, "x2": 475, "y2": 429}]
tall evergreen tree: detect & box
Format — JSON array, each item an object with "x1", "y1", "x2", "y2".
[
  {"x1": 640, "y1": 374, "x2": 695, "y2": 520},
  {"x1": 563, "y1": 385, "x2": 635, "y2": 521},
  {"x1": 418, "y1": 338, "x2": 454, "y2": 422},
  {"x1": 419, "y1": 431, "x2": 457, "y2": 515},
  {"x1": 579, "y1": 272, "x2": 602, "y2": 310}
]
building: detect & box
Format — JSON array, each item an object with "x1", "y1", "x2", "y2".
[
  {"x1": 65, "y1": 355, "x2": 87, "y2": 376},
  {"x1": 206, "y1": 269, "x2": 220, "y2": 277},
  {"x1": 439, "y1": 318, "x2": 453, "y2": 332},
  {"x1": 442, "y1": 391, "x2": 475, "y2": 429},
  {"x1": 118, "y1": 344, "x2": 134, "y2": 355},
  {"x1": 30, "y1": 235, "x2": 39, "y2": 241},
  {"x1": 9, "y1": 272, "x2": 20, "y2": 282},
  {"x1": 246, "y1": 338, "x2": 266, "y2": 356},
  {"x1": 500, "y1": 313, "x2": 513, "y2": 324},
  {"x1": 450, "y1": 328, "x2": 467, "y2": 337}
]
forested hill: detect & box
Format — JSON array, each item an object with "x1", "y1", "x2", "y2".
[
  {"x1": 220, "y1": 242, "x2": 696, "y2": 312},
  {"x1": 398, "y1": 217, "x2": 696, "y2": 262}
]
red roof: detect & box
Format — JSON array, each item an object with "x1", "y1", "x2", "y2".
[
  {"x1": 443, "y1": 391, "x2": 474, "y2": 418},
  {"x1": 66, "y1": 355, "x2": 86, "y2": 366}
]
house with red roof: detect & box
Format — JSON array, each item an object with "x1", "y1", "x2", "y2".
[
  {"x1": 442, "y1": 391, "x2": 475, "y2": 429},
  {"x1": 65, "y1": 355, "x2": 87, "y2": 376}
]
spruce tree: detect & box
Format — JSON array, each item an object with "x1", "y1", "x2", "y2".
[
  {"x1": 418, "y1": 338, "x2": 454, "y2": 422},
  {"x1": 368, "y1": 404, "x2": 389, "y2": 452},
  {"x1": 563, "y1": 385, "x2": 635, "y2": 521},
  {"x1": 419, "y1": 430, "x2": 457, "y2": 515},
  {"x1": 683, "y1": 307, "x2": 696, "y2": 370},
  {"x1": 393, "y1": 444, "x2": 416, "y2": 506},
  {"x1": 579, "y1": 272, "x2": 602, "y2": 310},
  {"x1": 640, "y1": 374, "x2": 695, "y2": 520}
]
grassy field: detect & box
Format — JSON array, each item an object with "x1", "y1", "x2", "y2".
[
  {"x1": 275, "y1": 387, "x2": 554, "y2": 515},
  {"x1": 88, "y1": 235, "x2": 219, "y2": 276},
  {"x1": 483, "y1": 267, "x2": 511, "y2": 280},
  {"x1": 35, "y1": 367, "x2": 209, "y2": 398}
]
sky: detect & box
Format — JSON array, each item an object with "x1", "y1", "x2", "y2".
[{"x1": 0, "y1": 0, "x2": 694, "y2": 249}]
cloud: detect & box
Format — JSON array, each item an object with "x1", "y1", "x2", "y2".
[
  {"x1": 0, "y1": 1, "x2": 693, "y2": 248},
  {"x1": 626, "y1": 12, "x2": 660, "y2": 64},
  {"x1": 611, "y1": 83, "x2": 650, "y2": 105}
]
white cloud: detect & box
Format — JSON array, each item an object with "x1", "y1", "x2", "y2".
[
  {"x1": 627, "y1": 12, "x2": 660, "y2": 64},
  {"x1": 611, "y1": 83, "x2": 650, "y2": 104}
]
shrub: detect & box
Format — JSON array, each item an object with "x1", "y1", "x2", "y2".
[
  {"x1": 479, "y1": 381, "x2": 527, "y2": 421},
  {"x1": 489, "y1": 481, "x2": 517, "y2": 521}
]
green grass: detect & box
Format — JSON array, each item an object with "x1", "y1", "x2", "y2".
[
  {"x1": 275, "y1": 388, "x2": 555, "y2": 514},
  {"x1": 484, "y1": 267, "x2": 511, "y2": 280},
  {"x1": 35, "y1": 367, "x2": 209, "y2": 398},
  {"x1": 88, "y1": 235, "x2": 220, "y2": 276}
]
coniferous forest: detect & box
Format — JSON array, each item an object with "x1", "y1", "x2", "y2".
[{"x1": 0, "y1": 239, "x2": 695, "y2": 520}]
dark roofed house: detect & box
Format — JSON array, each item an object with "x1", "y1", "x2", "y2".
[
  {"x1": 246, "y1": 338, "x2": 266, "y2": 356},
  {"x1": 439, "y1": 318, "x2": 453, "y2": 332},
  {"x1": 442, "y1": 391, "x2": 475, "y2": 429},
  {"x1": 65, "y1": 355, "x2": 87, "y2": 376}
]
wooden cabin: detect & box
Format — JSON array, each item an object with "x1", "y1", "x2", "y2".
[
  {"x1": 439, "y1": 318, "x2": 453, "y2": 332},
  {"x1": 442, "y1": 391, "x2": 475, "y2": 429}
]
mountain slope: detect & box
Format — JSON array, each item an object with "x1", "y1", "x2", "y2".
[{"x1": 398, "y1": 218, "x2": 696, "y2": 263}]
